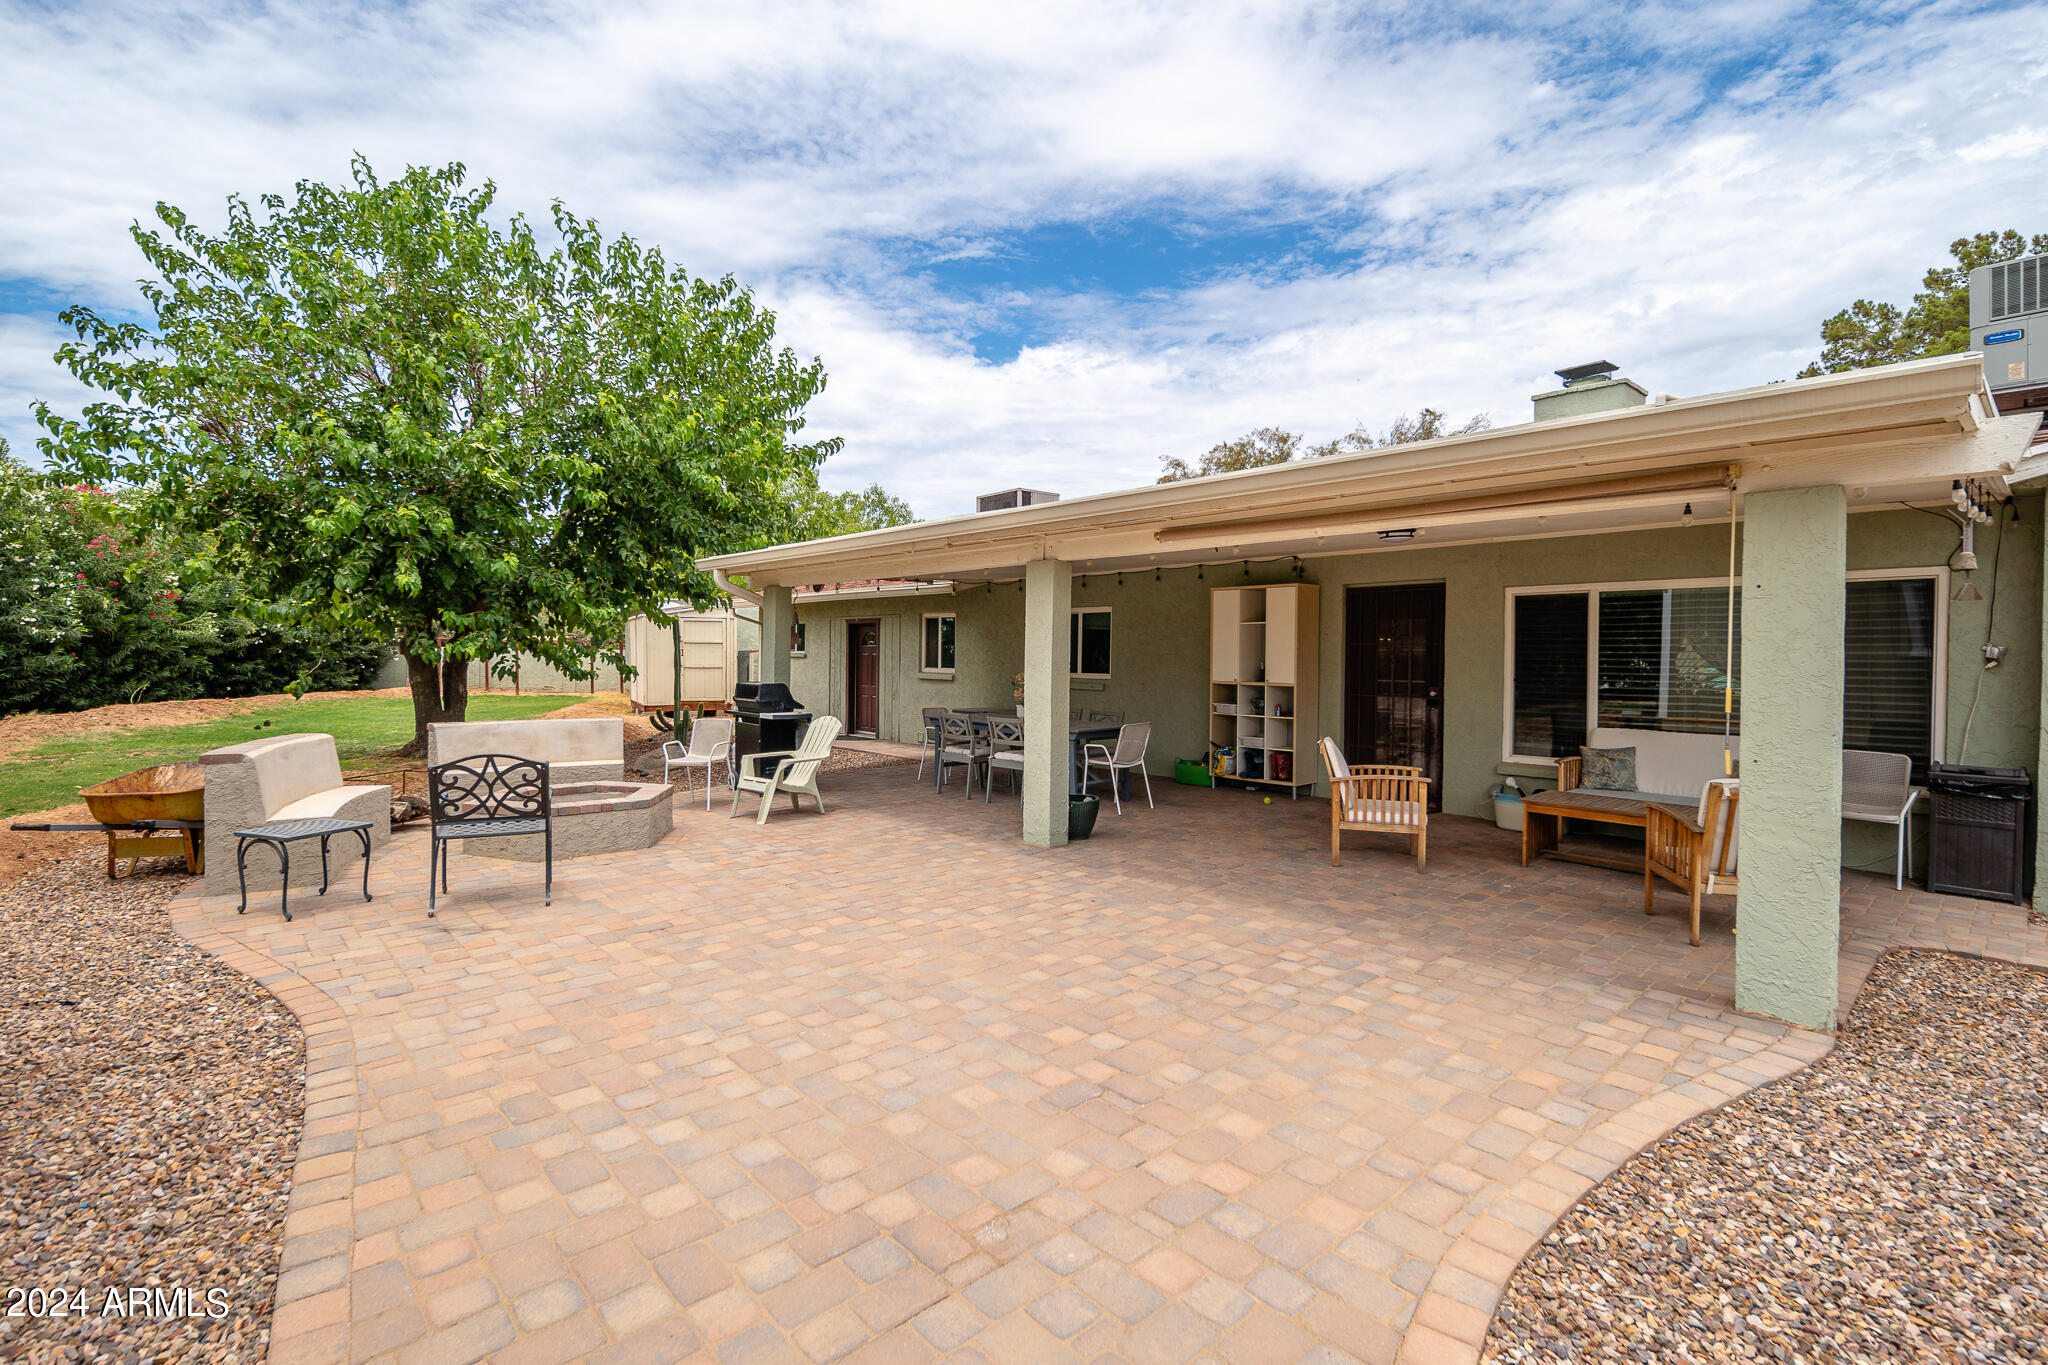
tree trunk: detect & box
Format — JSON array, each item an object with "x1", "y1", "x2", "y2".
[{"x1": 402, "y1": 650, "x2": 471, "y2": 755}]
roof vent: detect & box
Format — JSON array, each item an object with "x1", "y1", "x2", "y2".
[
  {"x1": 976, "y1": 488, "x2": 1060, "y2": 513},
  {"x1": 1533, "y1": 361, "x2": 1649, "y2": 421}
]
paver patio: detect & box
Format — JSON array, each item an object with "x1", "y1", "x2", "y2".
[{"x1": 169, "y1": 764, "x2": 2048, "y2": 1365}]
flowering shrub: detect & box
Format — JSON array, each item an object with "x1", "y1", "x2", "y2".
[{"x1": 0, "y1": 447, "x2": 386, "y2": 716}]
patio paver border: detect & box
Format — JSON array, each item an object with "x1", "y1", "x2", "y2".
[{"x1": 169, "y1": 897, "x2": 361, "y2": 1365}]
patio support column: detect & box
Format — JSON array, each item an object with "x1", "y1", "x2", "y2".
[
  {"x1": 1735, "y1": 484, "x2": 1847, "y2": 1031},
  {"x1": 1022, "y1": 558, "x2": 1073, "y2": 848},
  {"x1": 760, "y1": 586, "x2": 793, "y2": 686}
]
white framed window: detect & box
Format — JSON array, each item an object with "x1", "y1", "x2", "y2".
[
  {"x1": 1070, "y1": 607, "x2": 1112, "y2": 678},
  {"x1": 1503, "y1": 569, "x2": 1946, "y2": 777},
  {"x1": 789, "y1": 622, "x2": 807, "y2": 657},
  {"x1": 921, "y1": 613, "x2": 956, "y2": 674}
]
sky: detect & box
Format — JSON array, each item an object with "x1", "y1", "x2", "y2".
[{"x1": 3, "y1": 0, "x2": 2045, "y2": 518}]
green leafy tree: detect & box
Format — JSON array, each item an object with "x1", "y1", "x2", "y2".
[
  {"x1": 792, "y1": 481, "x2": 917, "y2": 538},
  {"x1": 1158, "y1": 410, "x2": 1490, "y2": 482},
  {"x1": 1800, "y1": 229, "x2": 2048, "y2": 376},
  {"x1": 0, "y1": 446, "x2": 384, "y2": 717},
  {"x1": 36, "y1": 158, "x2": 837, "y2": 747}
]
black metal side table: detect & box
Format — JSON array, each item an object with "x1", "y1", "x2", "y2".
[{"x1": 233, "y1": 817, "x2": 374, "y2": 921}]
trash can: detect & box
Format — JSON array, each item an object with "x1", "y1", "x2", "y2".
[{"x1": 1926, "y1": 762, "x2": 2031, "y2": 904}]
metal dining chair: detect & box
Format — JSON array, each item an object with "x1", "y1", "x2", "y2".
[
  {"x1": 660, "y1": 716, "x2": 734, "y2": 811},
  {"x1": 936, "y1": 713, "x2": 989, "y2": 797},
  {"x1": 1842, "y1": 750, "x2": 1919, "y2": 889},
  {"x1": 915, "y1": 707, "x2": 947, "y2": 782},
  {"x1": 984, "y1": 716, "x2": 1025, "y2": 801},
  {"x1": 1082, "y1": 722, "x2": 1153, "y2": 814}
]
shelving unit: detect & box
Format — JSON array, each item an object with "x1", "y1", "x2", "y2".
[{"x1": 1208, "y1": 583, "x2": 1319, "y2": 797}]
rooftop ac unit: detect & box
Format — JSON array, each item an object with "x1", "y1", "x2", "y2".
[
  {"x1": 976, "y1": 487, "x2": 1060, "y2": 513},
  {"x1": 1970, "y1": 254, "x2": 2048, "y2": 414}
]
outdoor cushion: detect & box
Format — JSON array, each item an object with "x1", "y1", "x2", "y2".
[
  {"x1": 1579, "y1": 746, "x2": 1637, "y2": 791},
  {"x1": 1337, "y1": 795, "x2": 1424, "y2": 826},
  {"x1": 1585, "y1": 726, "x2": 1736, "y2": 802}
]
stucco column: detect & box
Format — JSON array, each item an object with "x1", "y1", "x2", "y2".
[
  {"x1": 760, "y1": 586, "x2": 793, "y2": 687},
  {"x1": 2038, "y1": 522, "x2": 2048, "y2": 899},
  {"x1": 1023, "y1": 559, "x2": 1074, "y2": 848},
  {"x1": 1735, "y1": 485, "x2": 1847, "y2": 1031}
]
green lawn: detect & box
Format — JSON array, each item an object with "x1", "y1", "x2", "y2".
[{"x1": 0, "y1": 694, "x2": 588, "y2": 819}]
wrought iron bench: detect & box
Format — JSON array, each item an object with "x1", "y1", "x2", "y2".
[{"x1": 427, "y1": 754, "x2": 552, "y2": 914}]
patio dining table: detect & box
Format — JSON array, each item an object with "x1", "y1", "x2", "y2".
[{"x1": 933, "y1": 713, "x2": 1126, "y2": 797}]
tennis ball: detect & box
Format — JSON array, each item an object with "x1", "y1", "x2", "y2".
[{"x1": 1263, "y1": 796, "x2": 1272, "y2": 805}]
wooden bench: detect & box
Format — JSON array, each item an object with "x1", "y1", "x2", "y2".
[{"x1": 1520, "y1": 728, "x2": 1737, "y2": 872}]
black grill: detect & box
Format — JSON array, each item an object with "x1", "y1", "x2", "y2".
[{"x1": 732, "y1": 681, "x2": 812, "y2": 784}]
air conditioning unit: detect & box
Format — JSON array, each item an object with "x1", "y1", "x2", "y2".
[
  {"x1": 1970, "y1": 254, "x2": 2048, "y2": 414},
  {"x1": 976, "y1": 487, "x2": 1060, "y2": 513}
]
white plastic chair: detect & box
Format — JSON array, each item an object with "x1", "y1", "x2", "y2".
[
  {"x1": 1842, "y1": 750, "x2": 1919, "y2": 890},
  {"x1": 1082, "y1": 722, "x2": 1153, "y2": 814},
  {"x1": 661, "y1": 717, "x2": 734, "y2": 811},
  {"x1": 731, "y1": 716, "x2": 843, "y2": 824}
]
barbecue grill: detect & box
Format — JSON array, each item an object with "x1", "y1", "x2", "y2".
[{"x1": 732, "y1": 682, "x2": 812, "y2": 787}]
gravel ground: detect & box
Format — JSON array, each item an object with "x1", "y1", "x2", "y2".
[
  {"x1": 0, "y1": 851, "x2": 303, "y2": 1363},
  {"x1": 1484, "y1": 949, "x2": 2048, "y2": 1364}
]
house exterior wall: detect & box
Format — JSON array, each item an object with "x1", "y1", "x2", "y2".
[{"x1": 786, "y1": 499, "x2": 2043, "y2": 872}]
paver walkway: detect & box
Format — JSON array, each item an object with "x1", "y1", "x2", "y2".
[{"x1": 169, "y1": 768, "x2": 2048, "y2": 1365}]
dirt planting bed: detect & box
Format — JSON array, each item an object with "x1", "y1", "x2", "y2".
[
  {"x1": 1484, "y1": 949, "x2": 2048, "y2": 1364},
  {"x1": 0, "y1": 851, "x2": 303, "y2": 1363}
]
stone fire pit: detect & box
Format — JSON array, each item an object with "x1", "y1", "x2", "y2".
[{"x1": 465, "y1": 781, "x2": 673, "y2": 862}]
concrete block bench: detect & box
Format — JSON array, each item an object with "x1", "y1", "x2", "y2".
[
  {"x1": 200, "y1": 734, "x2": 391, "y2": 896},
  {"x1": 464, "y1": 781, "x2": 674, "y2": 863},
  {"x1": 427, "y1": 717, "x2": 625, "y2": 784}
]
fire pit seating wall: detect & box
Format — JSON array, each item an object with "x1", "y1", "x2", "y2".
[
  {"x1": 199, "y1": 734, "x2": 391, "y2": 895},
  {"x1": 426, "y1": 718, "x2": 626, "y2": 783},
  {"x1": 1556, "y1": 726, "x2": 1740, "y2": 808}
]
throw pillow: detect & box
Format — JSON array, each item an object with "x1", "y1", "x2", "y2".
[{"x1": 1579, "y1": 745, "x2": 1637, "y2": 792}]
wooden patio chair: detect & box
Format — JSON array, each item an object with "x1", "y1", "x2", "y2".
[
  {"x1": 1317, "y1": 737, "x2": 1429, "y2": 869},
  {"x1": 1643, "y1": 778, "x2": 1739, "y2": 945},
  {"x1": 731, "y1": 716, "x2": 843, "y2": 824}
]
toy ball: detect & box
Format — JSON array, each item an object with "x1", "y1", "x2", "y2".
[{"x1": 1263, "y1": 796, "x2": 1272, "y2": 805}]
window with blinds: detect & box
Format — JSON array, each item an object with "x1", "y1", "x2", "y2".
[
  {"x1": 1596, "y1": 586, "x2": 1740, "y2": 734},
  {"x1": 1511, "y1": 593, "x2": 1588, "y2": 758},
  {"x1": 1844, "y1": 577, "x2": 1936, "y2": 781},
  {"x1": 1506, "y1": 576, "x2": 1938, "y2": 769}
]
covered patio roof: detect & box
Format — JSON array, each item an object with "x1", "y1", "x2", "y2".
[{"x1": 705, "y1": 354, "x2": 2031, "y2": 587}]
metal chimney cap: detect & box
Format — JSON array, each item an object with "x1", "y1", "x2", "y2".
[{"x1": 1555, "y1": 360, "x2": 1620, "y2": 385}]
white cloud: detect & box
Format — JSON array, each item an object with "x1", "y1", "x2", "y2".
[{"x1": 2, "y1": 1, "x2": 2044, "y2": 514}]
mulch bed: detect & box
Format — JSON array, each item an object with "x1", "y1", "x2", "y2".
[
  {"x1": 0, "y1": 851, "x2": 303, "y2": 1363},
  {"x1": 1484, "y1": 949, "x2": 2048, "y2": 1364}
]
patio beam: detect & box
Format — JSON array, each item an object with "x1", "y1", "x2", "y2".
[
  {"x1": 1022, "y1": 558, "x2": 1073, "y2": 848},
  {"x1": 1735, "y1": 484, "x2": 1847, "y2": 1031},
  {"x1": 761, "y1": 586, "x2": 793, "y2": 686}
]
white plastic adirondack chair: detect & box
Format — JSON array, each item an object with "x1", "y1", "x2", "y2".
[{"x1": 730, "y1": 716, "x2": 843, "y2": 824}]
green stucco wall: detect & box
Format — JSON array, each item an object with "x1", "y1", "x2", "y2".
[
  {"x1": 1734, "y1": 486, "x2": 1848, "y2": 1030},
  {"x1": 785, "y1": 497, "x2": 2043, "y2": 882}
]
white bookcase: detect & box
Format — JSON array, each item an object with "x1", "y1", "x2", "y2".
[{"x1": 1208, "y1": 583, "x2": 1319, "y2": 794}]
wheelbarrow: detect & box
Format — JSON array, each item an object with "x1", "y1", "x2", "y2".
[{"x1": 9, "y1": 763, "x2": 206, "y2": 878}]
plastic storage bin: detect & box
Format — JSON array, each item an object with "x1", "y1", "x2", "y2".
[{"x1": 1926, "y1": 762, "x2": 2031, "y2": 904}]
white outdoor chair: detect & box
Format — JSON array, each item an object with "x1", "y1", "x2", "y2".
[
  {"x1": 1082, "y1": 722, "x2": 1153, "y2": 814},
  {"x1": 1842, "y1": 750, "x2": 1920, "y2": 890},
  {"x1": 914, "y1": 707, "x2": 947, "y2": 782},
  {"x1": 984, "y1": 716, "x2": 1025, "y2": 801},
  {"x1": 936, "y1": 713, "x2": 988, "y2": 798},
  {"x1": 730, "y1": 716, "x2": 843, "y2": 825},
  {"x1": 661, "y1": 716, "x2": 734, "y2": 811}
]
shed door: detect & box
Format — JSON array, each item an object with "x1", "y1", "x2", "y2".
[{"x1": 1344, "y1": 584, "x2": 1445, "y2": 809}]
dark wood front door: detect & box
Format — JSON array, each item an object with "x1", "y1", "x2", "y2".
[
  {"x1": 847, "y1": 621, "x2": 881, "y2": 735},
  {"x1": 1344, "y1": 584, "x2": 1445, "y2": 809}
]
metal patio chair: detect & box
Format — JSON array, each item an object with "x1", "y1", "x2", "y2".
[
  {"x1": 1842, "y1": 750, "x2": 1919, "y2": 890},
  {"x1": 915, "y1": 707, "x2": 947, "y2": 782},
  {"x1": 661, "y1": 716, "x2": 734, "y2": 810},
  {"x1": 936, "y1": 713, "x2": 989, "y2": 797},
  {"x1": 984, "y1": 716, "x2": 1026, "y2": 801},
  {"x1": 1082, "y1": 722, "x2": 1154, "y2": 814},
  {"x1": 426, "y1": 754, "x2": 552, "y2": 914}
]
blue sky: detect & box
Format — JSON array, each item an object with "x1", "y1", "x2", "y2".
[{"x1": 3, "y1": 0, "x2": 2046, "y2": 516}]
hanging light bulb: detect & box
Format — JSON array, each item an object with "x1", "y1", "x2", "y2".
[
  {"x1": 1681, "y1": 502, "x2": 1694, "y2": 528},
  {"x1": 1955, "y1": 518, "x2": 1982, "y2": 601}
]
